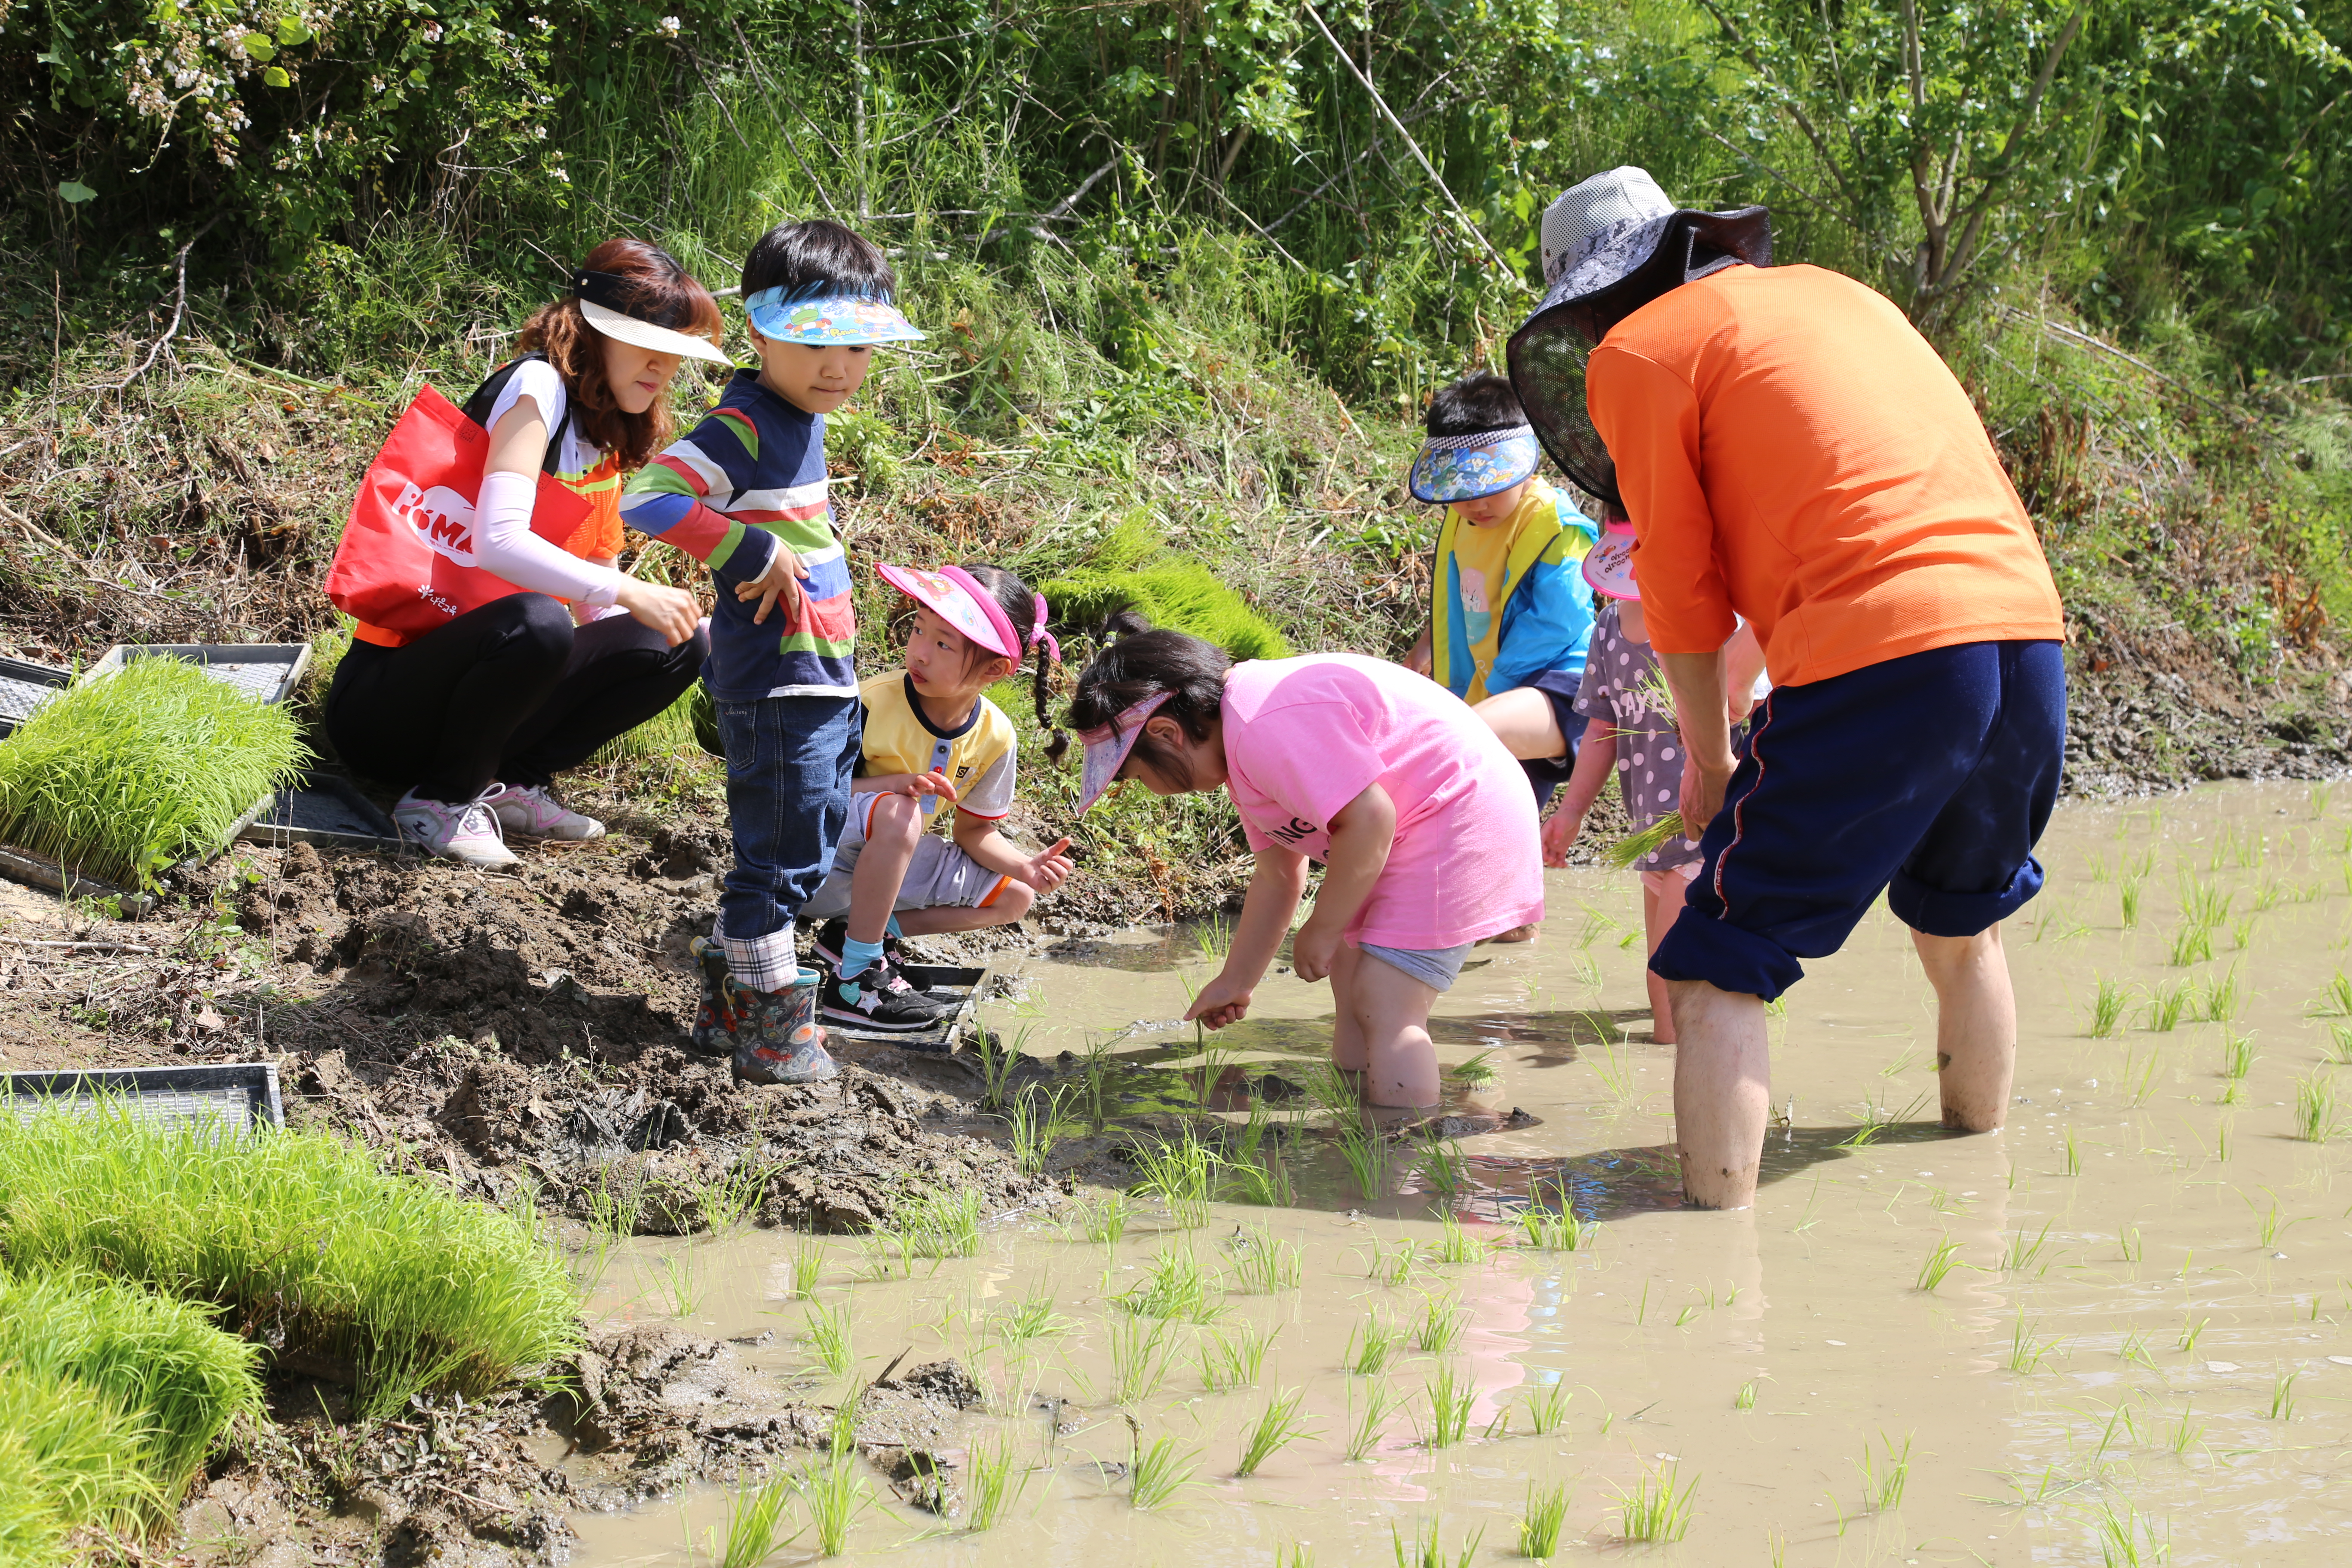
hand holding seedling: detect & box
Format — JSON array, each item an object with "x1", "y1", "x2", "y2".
[
  {"x1": 1018, "y1": 836, "x2": 1074, "y2": 891},
  {"x1": 735, "y1": 542, "x2": 809, "y2": 628},
  {"x1": 1185, "y1": 971, "x2": 1255, "y2": 1029}
]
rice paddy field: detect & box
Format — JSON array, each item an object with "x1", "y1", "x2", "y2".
[{"x1": 562, "y1": 779, "x2": 2352, "y2": 1566}]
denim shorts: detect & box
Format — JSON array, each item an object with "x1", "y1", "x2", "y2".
[
  {"x1": 1651, "y1": 639, "x2": 2065, "y2": 1002},
  {"x1": 1359, "y1": 941, "x2": 1474, "y2": 992}
]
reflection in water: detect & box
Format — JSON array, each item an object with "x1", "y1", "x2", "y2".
[{"x1": 570, "y1": 783, "x2": 2352, "y2": 1565}]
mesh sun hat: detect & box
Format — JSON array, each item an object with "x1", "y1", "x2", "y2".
[
  {"x1": 745, "y1": 282, "x2": 925, "y2": 346},
  {"x1": 1580, "y1": 519, "x2": 1640, "y2": 600},
  {"x1": 1506, "y1": 168, "x2": 1772, "y2": 511},
  {"x1": 1408, "y1": 424, "x2": 1544, "y2": 503},
  {"x1": 572, "y1": 266, "x2": 733, "y2": 364}
]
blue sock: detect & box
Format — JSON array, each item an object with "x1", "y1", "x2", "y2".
[{"x1": 838, "y1": 934, "x2": 886, "y2": 999}]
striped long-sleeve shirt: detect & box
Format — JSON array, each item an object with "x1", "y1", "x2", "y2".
[{"x1": 619, "y1": 368, "x2": 857, "y2": 701}]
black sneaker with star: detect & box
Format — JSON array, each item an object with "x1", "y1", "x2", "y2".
[
  {"x1": 810, "y1": 918, "x2": 952, "y2": 998},
  {"x1": 818, "y1": 952, "x2": 952, "y2": 1032}
]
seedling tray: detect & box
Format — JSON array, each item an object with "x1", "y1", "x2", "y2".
[
  {"x1": 3, "y1": 1062, "x2": 283, "y2": 1135},
  {"x1": 241, "y1": 771, "x2": 401, "y2": 851},
  {"x1": 824, "y1": 962, "x2": 987, "y2": 1048},
  {"x1": 84, "y1": 643, "x2": 312, "y2": 707},
  {"x1": 0, "y1": 784, "x2": 276, "y2": 915},
  {"x1": 0, "y1": 654, "x2": 73, "y2": 737}
]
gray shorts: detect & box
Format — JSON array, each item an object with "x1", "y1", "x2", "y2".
[
  {"x1": 1358, "y1": 941, "x2": 1473, "y2": 992},
  {"x1": 800, "y1": 794, "x2": 1011, "y2": 920}
]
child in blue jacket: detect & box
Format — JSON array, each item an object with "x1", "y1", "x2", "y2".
[{"x1": 1403, "y1": 372, "x2": 1599, "y2": 824}]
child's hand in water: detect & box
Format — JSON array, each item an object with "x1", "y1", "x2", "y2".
[
  {"x1": 1017, "y1": 837, "x2": 1074, "y2": 891},
  {"x1": 1184, "y1": 971, "x2": 1254, "y2": 1029},
  {"x1": 734, "y1": 543, "x2": 809, "y2": 628},
  {"x1": 1540, "y1": 805, "x2": 1586, "y2": 868}
]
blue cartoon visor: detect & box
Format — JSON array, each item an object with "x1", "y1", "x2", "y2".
[
  {"x1": 1408, "y1": 424, "x2": 1542, "y2": 503},
  {"x1": 744, "y1": 285, "x2": 926, "y2": 346}
]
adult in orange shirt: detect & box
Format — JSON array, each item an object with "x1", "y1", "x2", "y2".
[{"x1": 1509, "y1": 168, "x2": 2066, "y2": 1210}]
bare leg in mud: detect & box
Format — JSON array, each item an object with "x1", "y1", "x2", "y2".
[
  {"x1": 1669, "y1": 922, "x2": 2015, "y2": 1207},
  {"x1": 1911, "y1": 924, "x2": 2014, "y2": 1132},
  {"x1": 1666, "y1": 980, "x2": 1772, "y2": 1208},
  {"x1": 1329, "y1": 942, "x2": 1442, "y2": 1108}
]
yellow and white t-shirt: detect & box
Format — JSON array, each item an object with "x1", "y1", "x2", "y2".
[{"x1": 856, "y1": 672, "x2": 1018, "y2": 821}]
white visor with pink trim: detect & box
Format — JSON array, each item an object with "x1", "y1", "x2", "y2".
[{"x1": 1075, "y1": 691, "x2": 1173, "y2": 812}]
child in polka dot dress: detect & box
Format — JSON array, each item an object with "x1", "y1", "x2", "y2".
[{"x1": 1543, "y1": 518, "x2": 1763, "y2": 1043}]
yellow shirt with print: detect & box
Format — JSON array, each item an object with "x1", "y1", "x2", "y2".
[{"x1": 856, "y1": 672, "x2": 1020, "y2": 823}]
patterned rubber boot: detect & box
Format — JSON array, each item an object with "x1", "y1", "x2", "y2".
[
  {"x1": 686, "y1": 936, "x2": 741, "y2": 1057},
  {"x1": 733, "y1": 968, "x2": 839, "y2": 1086}
]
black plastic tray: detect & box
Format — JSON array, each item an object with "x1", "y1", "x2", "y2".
[
  {"x1": 823, "y1": 962, "x2": 987, "y2": 1047},
  {"x1": 242, "y1": 771, "x2": 401, "y2": 851},
  {"x1": 0, "y1": 653, "x2": 73, "y2": 736},
  {"x1": 3, "y1": 1062, "x2": 283, "y2": 1134},
  {"x1": 86, "y1": 642, "x2": 312, "y2": 707}
]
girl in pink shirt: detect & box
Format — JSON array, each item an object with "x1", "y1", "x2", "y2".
[{"x1": 1070, "y1": 628, "x2": 1542, "y2": 1106}]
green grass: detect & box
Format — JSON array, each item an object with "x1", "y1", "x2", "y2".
[
  {"x1": 718, "y1": 1470, "x2": 800, "y2": 1568},
  {"x1": 1855, "y1": 1432, "x2": 1913, "y2": 1512},
  {"x1": 0, "y1": 1270, "x2": 264, "y2": 1514},
  {"x1": 1197, "y1": 1320, "x2": 1276, "y2": 1392},
  {"x1": 963, "y1": 1436, "x2": 1032, "y2": 1531},
  {"x1": 2327, "y1": 1024, "x2": 2352, "y2": 1065},
  {"x1": 1426, "y1": 1213, "x2": 1489, "y2": 1266},
  {"x1": 1107, "y1": 1317, "x2": 1179, "y2": 1404},
  {"x1": 1077, "y1": 1191, "x2": 1135, "y2": 1246},
  {"x1": 1119, "y1": 1245, "x2": 1220, "y2": 1322},
  {"x1": 1420, "y1": 1363, "x2": 1474, "y2": 1448},
  {"x1": 878, "y1": 1186, "x2": 983, "y2": 1270},
  {"x1": 1233, "y1": 1387, "x2": 1320, "y2": 1476},
  {"x1": 1042, "y1": 558, "x2": 1291, "y2": 661},
  {"x1": 795, "y1": 1448, "x2": 871, "y2": 1556},
  {"x1": 1224, "y1": 1227, "x2": 1302, "y2": 1294},
  {"x1": 1521, "y1": 1379, "x2": 1573, "y2": 1434},
  {"x1": 0, "y1": 1368, "x2": 160, "y2": 1554},
  {"x1": 0, "y1": 657, "x2": 308, "y2": 890},
  {"x1": 1345, "y1": 1381, "x2": 1402, "y2": 1461},
  {"x1": 2141, "y1": 980, "x2": 2191, "y2": 1032},
  {"x1": 1133, "y1": 1128, "x2": 1220, "y2": 1228},
  {"x1": 1618, "y1": 1466, "x2": 1699, "y2": 1544},
  {"x1": 2089, "y1": 977, "x2": 2131, "y2": 1037},
  {"x1": 2311, "y1": 971, "x2": 2352, "y2": 1017},
  {"x1": 0, "y1": 1104, "x2": 579, "y2": 1411},
  {"x1": 1348, "y1": 1311, "x2": 1406, "y2": 1375},
  {"x1": 1390, "y1": 1517, "x2": 1485, "y2": 1567},
  {"x1": 1604, "y1": 812, "x2": 1686, "y2": 870},
  {"x1": 805, "y1": 1305, "x2": 853, "y2": 1377},
  {"x1": 2296, "y1": 1071, "x2": 2345, "y2": 1142},
  {"x1": 1915, "y1": 1236, "x2": 1968, "y2": 1292},
  {"x1": 1124, "y1": 1418, "x2": 1203, "y2": 1509},
  {"x1": 1414, "y1": 1295, "x2": 1468, "y2": 1356}
]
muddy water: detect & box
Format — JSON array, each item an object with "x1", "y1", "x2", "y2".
[{"x1": 570, "y1": 782, "x2": 2352, "y2": 1565}]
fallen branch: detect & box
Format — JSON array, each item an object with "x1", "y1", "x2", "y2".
[
  {"x1": 104, "y1": 215, "x2": 224, "y2": 393},
  {"x1": 1301, "y1": 3, "x2": 1520, "y2": 285},
  {"x1": 0, "y1": 937, "x2": 155, "y2": 954},
  {"x1": 1997, "y1": 306, "x2": 2254, "y2": 427}
]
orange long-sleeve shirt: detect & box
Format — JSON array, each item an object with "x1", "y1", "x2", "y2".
[{"x1": 1586, "y1": 263, "x2": 2062, "y2": 686}]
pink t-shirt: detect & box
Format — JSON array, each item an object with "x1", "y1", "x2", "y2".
[{"x1": 1220, "y1": 653, "x2": 1544, "y2": 949}]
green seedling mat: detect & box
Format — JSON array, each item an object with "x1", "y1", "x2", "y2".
[
  {"x1": 0, "y1": 644, "x2": 312, "y2": 909},
  {"x1": 3, "y1": 1062, "x2": 283, "y2": 1135}
]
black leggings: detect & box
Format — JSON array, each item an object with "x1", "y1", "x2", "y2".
[{"x1": 325, "y1": 593, "x2": 707, "y2": 804}]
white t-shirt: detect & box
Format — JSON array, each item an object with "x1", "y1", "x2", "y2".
[{"x1": 484, "y1": 357, "x2": 609, "y2": 482}]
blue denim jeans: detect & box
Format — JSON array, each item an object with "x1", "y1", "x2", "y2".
[{"x1": 715, "y1": 693, "x2": 860, "y2": 988}]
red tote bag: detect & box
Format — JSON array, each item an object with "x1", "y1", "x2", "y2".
[{"x1": 326, "y1": 385, "x2": 593, "y2": 644}]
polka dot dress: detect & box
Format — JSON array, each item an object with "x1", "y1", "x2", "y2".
[{"x1": 1571, "y1": 601, "x2": 1706, "y2": 873}]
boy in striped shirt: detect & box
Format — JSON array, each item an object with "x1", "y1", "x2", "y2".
[{"x1": 620, "y1": 220, "x2": 925, "y2": 1084}]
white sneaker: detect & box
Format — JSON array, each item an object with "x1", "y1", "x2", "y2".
[
  {"x1": 484, "y1": 782, "x2": 605, "y2": 841},
  {"x1": 393, "y1": 789, "x2": 520, "y2": 869}
]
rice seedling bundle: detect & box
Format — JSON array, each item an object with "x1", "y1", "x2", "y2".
[
  {"x1": 0, "y1": 657, "x2": 306, "y2": 889},
  {"x1": 0, "y1": 1270, "x2": 263, "y2": 1511},
  {"x1": 1604, "y1": 811, "x2": 1686, "y2": 870},
  {"x1": 0, "y1": 1104, "x2": 579, "y2": 1409},
  {"x1": 0, "y1": 1370, "x2": 159, "y2": 1556}
]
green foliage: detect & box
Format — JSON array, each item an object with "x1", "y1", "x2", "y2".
[
  {"x1": 0, "y1": 1368, "x2": 158, "y2": 1556},
  {"x1": 1043, "y1": 558, "x2": 1292, "y2": 660},
  {"x1": 0, "y1": 1102, "x2": 582, "y2": 1409},
  {"x1": 0, "y1": 659, "x2": 307, "y2": 889}
]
